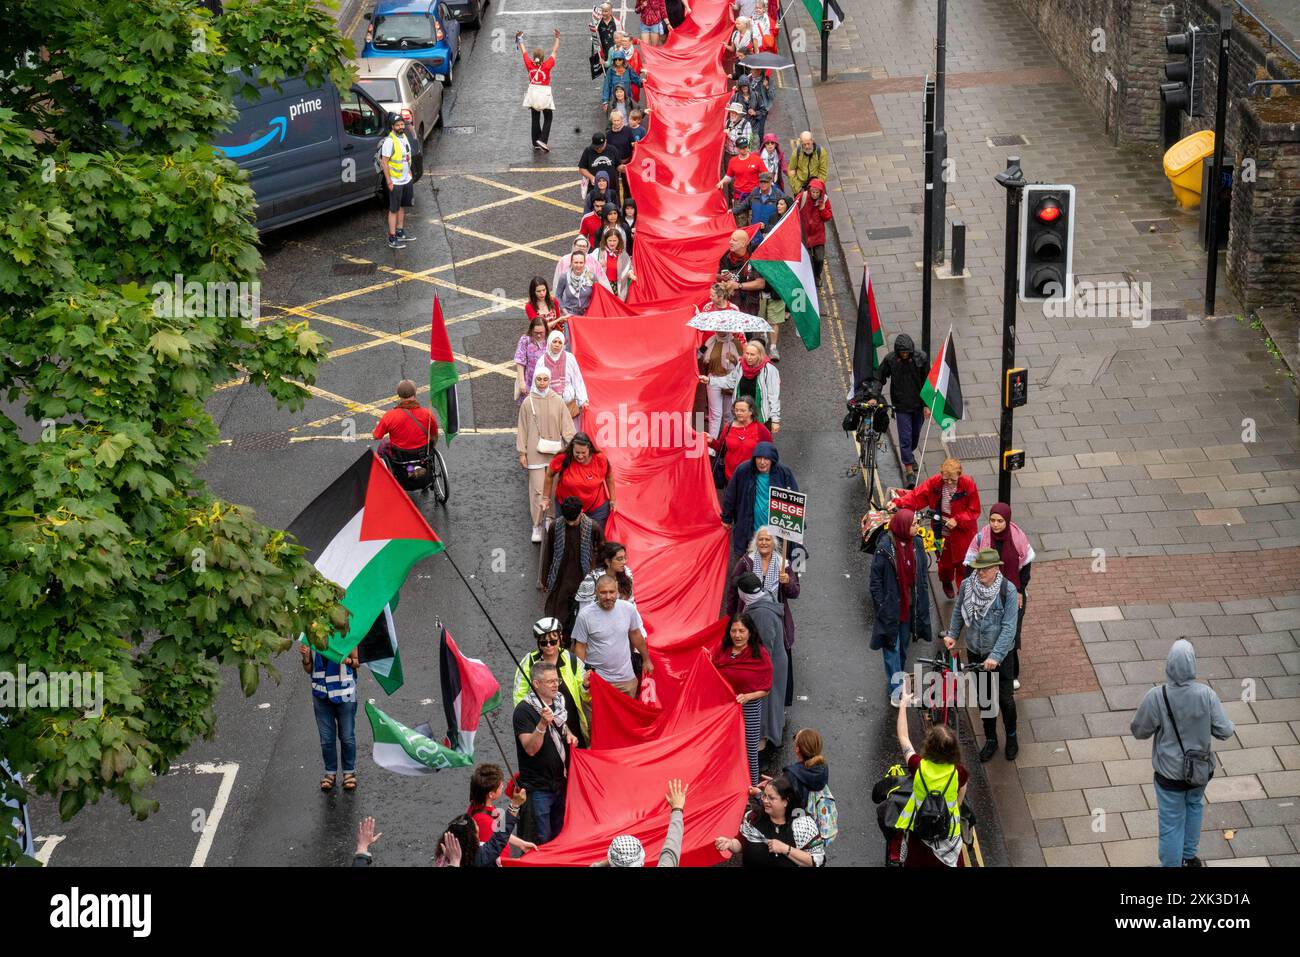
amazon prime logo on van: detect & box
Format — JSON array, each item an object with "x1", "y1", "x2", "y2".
[{"x1": 152, "y1": 274, "x2": 261, "y2": 328}]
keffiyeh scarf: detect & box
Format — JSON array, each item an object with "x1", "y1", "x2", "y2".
[{"x1": 960, "y1": 571, "x2": 1005, "y2": 627}]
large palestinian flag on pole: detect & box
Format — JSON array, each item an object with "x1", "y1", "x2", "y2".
[
  {"x1": 851, "y1": 261, "x2": 885, "y2": 391},
  {"x1": 287, "y1": 450, "x2": 443, "y2": 661},
  {"x1": 920, "y1": 330, "x2": 965, "y2": 429},
  {"x1": 440, "y1": 625, "x2": 501, "y2": 758},
  {"x1": 429, "y1": 292, "x2": 460, "y2": 444},
  {"x1": 365, "y1": 701, "x2": 473, "y2": 774},
  {"x1": 748, "y1": 206, "x2": 821, "y2": 350}
]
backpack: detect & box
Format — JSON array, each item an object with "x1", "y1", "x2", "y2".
[
  {"x1": 907, "y1": 764, "x2": 957, "y2": 844},
  {"x1": 806, "y1": 785, "x2": 838, "y2": 848},
  {"x1": 872, "y1": 764, "x2": 911, "y2": 836}
]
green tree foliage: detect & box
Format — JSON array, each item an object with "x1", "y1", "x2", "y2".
[{"x1": 0, "y1": 0, "x2": 360, "y2": 863}]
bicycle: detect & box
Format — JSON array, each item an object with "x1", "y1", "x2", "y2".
[
  {"x1": 844, "y1": 397, "x2": 892, "y2": 508},
  {"x1": 913, "y1": 652, "x2": 981, "y2": 732}
]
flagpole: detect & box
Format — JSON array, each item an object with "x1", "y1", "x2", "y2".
[
  {"x1": 914, "y1": 324, "x2": 953, "y2": 478},
  {"x1": 440, "y1": 547, "x2": 532, "y2": 696}
]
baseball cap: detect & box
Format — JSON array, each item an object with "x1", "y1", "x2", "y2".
[{"x1": 592, "y1": 132, "x2": 606, "y2": 146}]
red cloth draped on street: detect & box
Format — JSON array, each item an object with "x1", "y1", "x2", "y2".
[{"x1": 506, "y1": 0, "x2": 750, "y2": 866}]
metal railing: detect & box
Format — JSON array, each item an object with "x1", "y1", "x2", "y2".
[{"x1": 1230, "y1": 0, "x2": 1300, "y2": 65}]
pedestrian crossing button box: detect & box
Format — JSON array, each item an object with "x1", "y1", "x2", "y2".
[
  {"x1": 1003, "y1": 449, "x2": 1025, "y2": 471},
  {"x1": 1005, "y1": 368, "x2": 1028, "y2": 409}
]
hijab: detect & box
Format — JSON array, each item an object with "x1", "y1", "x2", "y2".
[
  {"x1": 545, "y1": 330, "x2": 566, "y2": 359},
  {"x1": 530, "y1": 367, "x2": 554, "y2": 397},
  {"x1": 889, "y1": 508, "x2": 917, "y2": 622},
  {"x1": 988, "y1": 502, "x2": 1021, "y2": 589}
]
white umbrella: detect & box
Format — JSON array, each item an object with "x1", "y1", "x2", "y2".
[{"x1": 687, "y1": 309, "x2": 773, "y2": 334}]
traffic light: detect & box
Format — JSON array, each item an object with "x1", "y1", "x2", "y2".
[
  {"x1": 1017, "y1": 184, "x2": 1075, "y2": 302},
  {"x1": 1160, "y1": 26, "x2": 1202, "y2": 116}
]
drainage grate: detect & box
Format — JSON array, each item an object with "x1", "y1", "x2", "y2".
[
  {"x1": 332, "y1": 262, "x2": 378, "y2": 275},
  {"x1": 1149, "y1": 306, "x2": 1190, "y2": 322},
  {"x1": 443, "y1": 125, "x2": 476, "y2": 135},
  {"x1": 988, "y1": 134, "x2": 1027, "y2": 147},
  {"x1": 229, "y1": 431, "x2": 292, "y2": 453},
  {"x1": 1131, "y1": 218, "x2": 1179, "y2": 234},
  {"x1": 945, "y1": 433, "x2": 1001, "y2": 460},
  {"x1": 868, "y1": 225, "x2": 912, "y2": 240}
]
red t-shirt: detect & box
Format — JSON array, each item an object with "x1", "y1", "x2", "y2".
[
  {"x1": 603, "y1": 253, "x2": 619, "y2": 286},
  {"x1": 522, "y1": 51, "x2": 555, "y2": 85},
  {"x1": 727, "y1": 153, "x2": 767, "y2": 194},
  {"x1": 373, "y1": 404, "x2": 438, "y2": 450},
  {"x1": 713, "y1": 420, "x2": 772, "y2": 481},
  {"x1": 580, "y1": 212, "x2": 603, "y2": 249},
  {"x1": 550, "y1": 450, "x2": 611, "y2": 510}
]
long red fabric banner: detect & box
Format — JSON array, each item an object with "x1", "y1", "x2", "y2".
[{"x1": 506, "y1": 0, "x2": 748, "y2": 866}]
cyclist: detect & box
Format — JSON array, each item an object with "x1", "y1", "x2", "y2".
[
  {"x1": 842, "y1": 377, "x2": 890, "y2": 436},
  {"x1": 373, "y1": 379, "x2": 438, "y2": 469}
]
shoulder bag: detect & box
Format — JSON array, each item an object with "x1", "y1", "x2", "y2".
[
  {"x1": 1161, "y1": 686, "x2": 1217, "y2": 788},
  {"x1": 711, "y1": 421, "x2": 731, "y2": 489},
  {"x1": 530, "y1": 397, "x2": 564, "y2": 455}
]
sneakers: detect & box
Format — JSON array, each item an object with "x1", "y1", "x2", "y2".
[
  {"x1": 387, "y1": 235, "x2": 406, "y2": 249},
  {"x1": 1005, "y1": 735, "x2": 1019, "y2": 761},
  {"x1": 531, "y1": 524, "x2": 543, "y2": 543},
  {"x1": 1013, "y1": 678, "x2": 1021, "y2": 691},
  {"x1": 536, "y1": 140, "x2": 550, "y2": 152},
  {"x1": 904, "y1": 465, "x2": 918, "y2": 489},
  {"x1": 1182, "y1": 856, "x2": 1204, "y2": 867},
  {"x1": 979, "y1": 739, "x2": 998, "y2": 762},
  {"x1": 769, "y1": 343, "x2": 781, "y2": 361},
  {"x1": 395, "y1": 229, "x2": 416, "y2": 242}
]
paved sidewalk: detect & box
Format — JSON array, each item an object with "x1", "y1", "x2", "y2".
[{"x1": 784, "y1": 0, "x2": 1300, "y2": 865}]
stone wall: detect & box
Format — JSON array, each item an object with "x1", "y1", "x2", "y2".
[{"x1": 1227, "y1": 95, "x2": 1300, "y2": 311}]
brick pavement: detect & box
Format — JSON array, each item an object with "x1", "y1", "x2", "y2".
[{"x1": 783, "y1": 0, "x2": 1300, "y2": 865}]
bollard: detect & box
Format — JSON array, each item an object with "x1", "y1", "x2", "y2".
[{"x1": 951, "y1": 219, "x2": 966, "y2": 277}]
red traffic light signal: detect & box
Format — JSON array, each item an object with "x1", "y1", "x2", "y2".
[
  {"x1": 1018, "y1": 184, "x2": 1075, "y2": 303},
  {"x1": 1035, "y1": 200, "x2": 1062, "y2": 223}
]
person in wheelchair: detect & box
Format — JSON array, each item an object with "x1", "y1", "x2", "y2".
[
  {"x1": 842, "y1": 378, "x2": 890, "y2": 435},
  {"x1": 373, "y1": 379, "x2": 439, "y2": 473}
]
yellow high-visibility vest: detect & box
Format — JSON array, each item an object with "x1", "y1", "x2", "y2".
[
  {"x1": 385, "y1": 131, "x2": 407, "y2": 180},
  {"x1": 895, "y1": 758, "x2": 960, "y2": 839}
]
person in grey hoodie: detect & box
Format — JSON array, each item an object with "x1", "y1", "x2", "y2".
[{"x1": 1131, "y1": 639, "x2": 1234, "y2": 867}]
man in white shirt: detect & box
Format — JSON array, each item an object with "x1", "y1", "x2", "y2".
[
  {"x1": 571, "y1": 575, "x2": 653, "y2": 698},
  {"x1": 379, "y1": 113, "x2": 417, "y2": 249}
]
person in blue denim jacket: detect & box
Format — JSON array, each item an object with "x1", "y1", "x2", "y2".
[{"x1": 941, "y1": 548, "x2": 1020, "y2": 762}]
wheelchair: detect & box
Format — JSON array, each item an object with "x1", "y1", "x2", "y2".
[{"x1": 381, "y1": 442, "x2": 449, "y2": 505}]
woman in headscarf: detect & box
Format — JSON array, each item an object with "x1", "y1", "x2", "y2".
[
  {"x1": 555, "y1": 250, "x2": 601, "y2": 318},
  {"x1": 516, "y1": 367, "x2": 576, "y2": 543},
  {"x1": 592, "y1": 228, "x2": 635, "y2": 299},
  {"x1": 513, "y1": 316, "x2": 548, "y2": 406},
  {"x1": 716, "y1": 338, "x2": 781, "y2": 433},
  {"x1": 699, "y1": 323, "x2": 742, "y2": 437},
  {"x1": 538, "y1": 329, "x2": 589, "y2": 430},
  {"x1": 733, "y1": 571, "x2": 788, "y2": 754},
  {"x1": 714, "y1": 613, "x2": 772, "y2": 785},
  {"x1": 726, "y1": 525, "x2": 800, "y2": 708},
  {"x1": 890, "y1": 456, "x2": 981, "y2": 599},
  {"x1": 965, "y1": 503, "x2": 1034, "y2": 689},
  {"x1": 869, "y1": 508, "x2": 932, "y2": 701}
]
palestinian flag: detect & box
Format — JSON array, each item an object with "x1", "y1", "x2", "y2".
[
  {"x1": 366, "y1": 701, "x2": 472, "y2": 774},
  {"x1": 748, "y1": 206, "x2": 821, "y2": 350},
  {"x1": 801, "y1": 0, "x2": 844, "y2": 30},
  {"x1": 429, "y1": 292, "x2": 460, "y2": 445},
  {"x1": 440, "y1": 625, "x2": 501, "y2": 758},
  {"x1": 851, "y1": 261, "x2": 886, "y2": 391},
  {"x1": 355, "y1": 603, "x2": 403, "y2": 695},
  {"x1": 920, "y1": 331, "x2": 965, "y2": 429},
  {"x1": 287, "y1": 450, "x2": 443, "y2": 661}
]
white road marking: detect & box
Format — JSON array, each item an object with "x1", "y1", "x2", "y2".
[
  {"x1": 190, "y1": 762, "x2": 239, "y2": 868},
  {"x1": 34, "y1": 834, "x2": 66, "y2": 865},
  {"x1": 498, "y1": 8, "x2": 604, "y2": 13}
]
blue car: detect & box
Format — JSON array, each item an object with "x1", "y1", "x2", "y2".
[{"x1": 363, "y1": 1, "x2": 462, "y2": 86}]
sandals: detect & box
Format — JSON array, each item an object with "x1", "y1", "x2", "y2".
[
  {"x1": 320, "y1": 773, "x2": 336, "y2": 792},
  {"x1": 342, "y1": 772, "x2": 358, "y2": 791}
]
